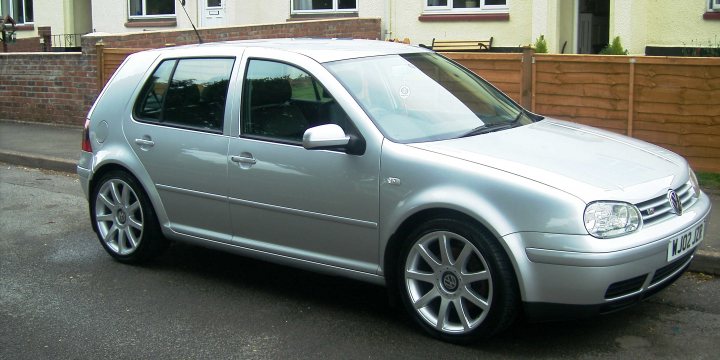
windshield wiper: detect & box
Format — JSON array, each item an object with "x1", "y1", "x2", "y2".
[
  {"x1": 461, "y1": 110, "x2": 526, "y2": 138},
  {"x1": 461, "y1": 123, "x2": 513, "y2": 137}
]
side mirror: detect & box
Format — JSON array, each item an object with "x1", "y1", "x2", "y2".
[{"x1": 302, "y1": 124, "x2": 365, "y2": 155}]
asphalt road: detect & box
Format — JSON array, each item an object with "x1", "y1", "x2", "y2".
[{"x1": 1, "y1": 164, "x2": 719, "y2": 359}]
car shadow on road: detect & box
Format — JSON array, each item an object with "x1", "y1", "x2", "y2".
[{"x1": 140, "y1": 241, "x2": 651, "y2": 355}]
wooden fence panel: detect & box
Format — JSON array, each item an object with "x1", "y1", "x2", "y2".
[
  {"x1": 443, "y1": 53, "x2": 524, "y2": 103},
  {"x1": 632, "y1": 60, "x2": 720, "y2": 173},
  {"x1": 534, "y1": 58, "x2": 630, "y2": 134},
  {"x1": 97, "y1": 47, "x2": 147, "y2": 90}
]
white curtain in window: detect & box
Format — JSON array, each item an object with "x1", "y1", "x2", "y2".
[{"x1": 294, "y1": 0, "x2": 313, "y2": 10}]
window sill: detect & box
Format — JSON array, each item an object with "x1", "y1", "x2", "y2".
[
  {"x1": 125, "y1": 19, "x2": 177, "y2": 28},
  {"x1": 703, "y1": 11, "x2": 720, "y2": 20},
  {"x1": 418, "y1": 13, "x2": 509, "y2": 22},
  {"x1": 13, "y1": 24, "x2": 34, "y2": 31},
  {"x1": 288, "y1": 12, "x2": 359, "y2": 21}
]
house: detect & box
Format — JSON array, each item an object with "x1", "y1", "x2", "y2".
[
  {"x1": 1, "y1": 0, "x2": 92, "y2": 50},
  {"x1": 4, "y1": 1, "x2": 720, "y2": 54},
  {"x1": 88, "y1": 0, "x2": 719, "y2": 55}
]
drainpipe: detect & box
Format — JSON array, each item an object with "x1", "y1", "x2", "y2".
[
  {"x1": 385, "y1": 0, "x2": 393, "y2": 40},
  {"x1": 63, "y1": 0, "x2": 75, "y2": 38},
  {"x1": 64, "y1": 0, "x2": 75, "y2": 33}
]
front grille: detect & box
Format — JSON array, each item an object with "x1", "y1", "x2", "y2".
[
  {"x1": 635, "y1": 182, "x2": 697, "y2": 226},
  {"x1": 605, "y1": 274, "x2": 647, "y2": 300},
  {"x1": 650, "y1": 251, "x2": 694, "y2": 286},
  {"x1": 645, "y1": 256, "x2": 693, "y2": 300},
  {"x1": 601, "y1": 251, "x2": 694, "y2": 314}
]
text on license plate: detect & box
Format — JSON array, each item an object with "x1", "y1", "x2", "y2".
[{"x1": 667, "y1": 223, "x2": 704, "y2": 262}]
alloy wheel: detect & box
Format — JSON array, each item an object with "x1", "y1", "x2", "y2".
[
  {"x1": 404, "y1": 230, "x2": 493, "y2": 334},
  {"x1": 94, "y1": 179, "x2": 144, "y2": 255}
]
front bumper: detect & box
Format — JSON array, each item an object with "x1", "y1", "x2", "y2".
[{"x1": 503, "y1": 192, "x2": 711, "y2": 319}]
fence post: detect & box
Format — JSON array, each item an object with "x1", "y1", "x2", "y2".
[
  {"x1": 37, "y1": 26, "x2": 52, "y2": 52},
  {"x1": 96, "y1": 41, "x2": 105, "y2": 92},
  {"x1": 627, "y1": 58, "x2": 636, "y2": 137},
  {"x1": 520, "y1": 46, "x2": 534, "y2": 109}
]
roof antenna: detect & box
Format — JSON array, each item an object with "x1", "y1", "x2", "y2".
[{"x1": 177, "y1": 0, "x2": 203, "y2": 44}]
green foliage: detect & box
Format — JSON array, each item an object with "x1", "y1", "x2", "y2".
[
  {"x1": 534, "y1": 35, "x2": 548, "y2": 54},
  {"x1": 599, "y1": 36, "x2": 628, "y2": 55},
  {"x1": 697, "y1": 172, "x2": 720, "y2": 193},
  {"x1": 681, "y1": 35, "x2": 720, "y2": 57}
]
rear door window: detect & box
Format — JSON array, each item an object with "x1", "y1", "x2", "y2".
[{"x1": 134, "y1": 57, "x2": 235, "y2": 133}]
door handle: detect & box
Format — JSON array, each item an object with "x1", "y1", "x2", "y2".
[
  {"x1": 230, "y1": 155, "x2": 256, "y2": 165},
  {"x1": 134, "y1": 138, "x2": 155, "y2": 147}
]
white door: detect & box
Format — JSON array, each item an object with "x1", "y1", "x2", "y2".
[
  {"x1": 578, "y1": 13, "x2": 592, "y2": 54},
  {"x1": 200, "y1": 0, "x2": 226, "y2": 28}
]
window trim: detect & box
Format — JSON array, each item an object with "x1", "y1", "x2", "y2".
[
  {"x1": 423, "y1": 0, "x2": 509, "y2": 15},
  {"x1": 241, "y1": 57, "x2": 312, "y2": 145},
  {"x1": 133, "y1": 56, "x2": 235, "y2": 135},
  {"x1": 711, "y1": 0, "x2": 720, "y2": 11},
  {"x1": 240, "y1": 57, "x2": 359, "y2": 147},
  {"x1": 127, "y1": 0, "x2": 176, "y2": 20},
  {"x1": 290, "y1": 0, "x2": 358, "y2": 15},
  {"x1": 1, "y1": 0, "x2": 34, "y2": 25}
]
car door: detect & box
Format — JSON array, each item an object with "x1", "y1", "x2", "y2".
[
  {"x1": 226, "y1": 52, "x2": 381, "y2": 274},
  {"x1": 124, "y1": 56, "x2": 237, "y2": 241}
]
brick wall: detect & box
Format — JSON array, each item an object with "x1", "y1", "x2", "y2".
[
  {"x1": 1, "y1": 36, "x2": 43, "y2": 52},
  {"x1": 0, "y1": 53, "x2": 95, "y2": 126},
  {"x1": 0, "y1": 18, "x2": 382, "y2": 126},
  {"x1": 82, "y1": 18, "x2": 382, "y2": 50}
]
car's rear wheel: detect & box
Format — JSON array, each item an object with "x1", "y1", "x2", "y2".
[
  {"x1": 91, "y1": 170, "x2": 167, "y2": 263},
  {"x1": 398, "y1": 218, "x2": 519, "y2": 343}
]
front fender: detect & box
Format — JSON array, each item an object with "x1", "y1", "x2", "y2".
[{"x1": 378, "y1": 141, "x2": 587, "y2": 273}]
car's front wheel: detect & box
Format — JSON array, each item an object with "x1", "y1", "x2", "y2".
[
  {"x1": 398, "y1": 218, "x2": 519, "y2": 343},
  {"x1": 91, "y1": 170, "x2": 167, "y2": 263}
]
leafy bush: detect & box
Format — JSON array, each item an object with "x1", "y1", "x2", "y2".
[
  {"x1": 534, "y1": 35, "x2": 548, "y2": 54},
  {"x1": 697, "y1": 172, "x2": 720, "y2": 193},
  {"x1": 600, "y1": 36, "x2": 628, "y2": 55}
]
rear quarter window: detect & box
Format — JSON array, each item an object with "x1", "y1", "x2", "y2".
[{"x1": 133, "y1": 57, "x2": 235, "y2": 133}]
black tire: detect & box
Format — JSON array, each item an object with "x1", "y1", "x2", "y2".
[
  {"x1": 397, "y1": 218, "x2": 519, "y2": 344},
  {"x1": 90, "y1": 170, "x2": 167, "y2": 263}
]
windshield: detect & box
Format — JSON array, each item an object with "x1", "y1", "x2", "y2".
[{"x1": 325, "y1": 52, "x2": 533, "y2": 143}]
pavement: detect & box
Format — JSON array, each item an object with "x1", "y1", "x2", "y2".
[{"x1": 1, "y1": 119, "x2": 718, "y2": 275}]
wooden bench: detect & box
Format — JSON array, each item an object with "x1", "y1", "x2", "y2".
[{"x1": 426, "y1": 37, "x2": 493, "y2": 52}]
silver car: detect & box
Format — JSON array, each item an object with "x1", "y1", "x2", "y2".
[{"x1": 78, "y1": 39, "x2": 711, "y2": 343}]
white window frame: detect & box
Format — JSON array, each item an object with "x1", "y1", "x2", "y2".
[
  {"x1": 0, "y1": 0, "x2": 33, "y2": 24},
  {"x1": 205, "y1": 0, "x2": 223, "y2": 10},
  {"x1": 291, "y1": 0, "x2": 358, "y2": 14},
  {"x1": 711, "y1": 0, "x2": 720, "y2": 11},
  {"x1": 424, "y1": 0, "x2": 508, "y2": 14},
  {"x1": 128, "y1": 0, "x2": 176, "y2": 19}
]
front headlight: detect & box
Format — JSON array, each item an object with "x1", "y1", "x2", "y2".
[
  {"x1": 688, "y1": 166, "x2": 700, "y2": 199},
  {"x1": 584, "y1": 202, "x2": 641, "y2": 238}
]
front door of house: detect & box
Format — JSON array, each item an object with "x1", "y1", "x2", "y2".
[{"x1": 200, "y1": 0, "x2": 226, "y2": 28}]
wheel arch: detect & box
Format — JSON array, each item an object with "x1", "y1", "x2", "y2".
[
  {"x1": 382, "y1": 207, "x2": 522, "y2": 306},
  {"x1": 89, "y1": 159, "x2": 170, "y2": 232}
]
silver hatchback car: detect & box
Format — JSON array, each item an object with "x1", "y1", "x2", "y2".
[{"x1": 78, "y1": 39, "x2": 711, "y2": 343}]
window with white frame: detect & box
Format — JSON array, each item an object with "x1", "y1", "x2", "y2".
[
  {"x1": 425, "y1": 0, "x2": 507, "y2": 12},
  {"x1": 711, "y1": 0, "x2": 720, "y2": 10},
  {"x1": 0, "y1": 0, "x2": 34, "y2": 24},
  {"x1": 128, "y1": 0, "x2": 175, "y2": 18},
  {"x1": 292, "y1": 0, "x2": 357, "y2": 13}
]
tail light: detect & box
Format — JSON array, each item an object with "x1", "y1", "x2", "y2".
[{"x1": 81, "y1": 119, "x2": 92, "y2": 152}]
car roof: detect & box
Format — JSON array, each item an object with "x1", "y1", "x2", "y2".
[{"x1": 156, "y1": 38, "x2": 429, "y2": 63}]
